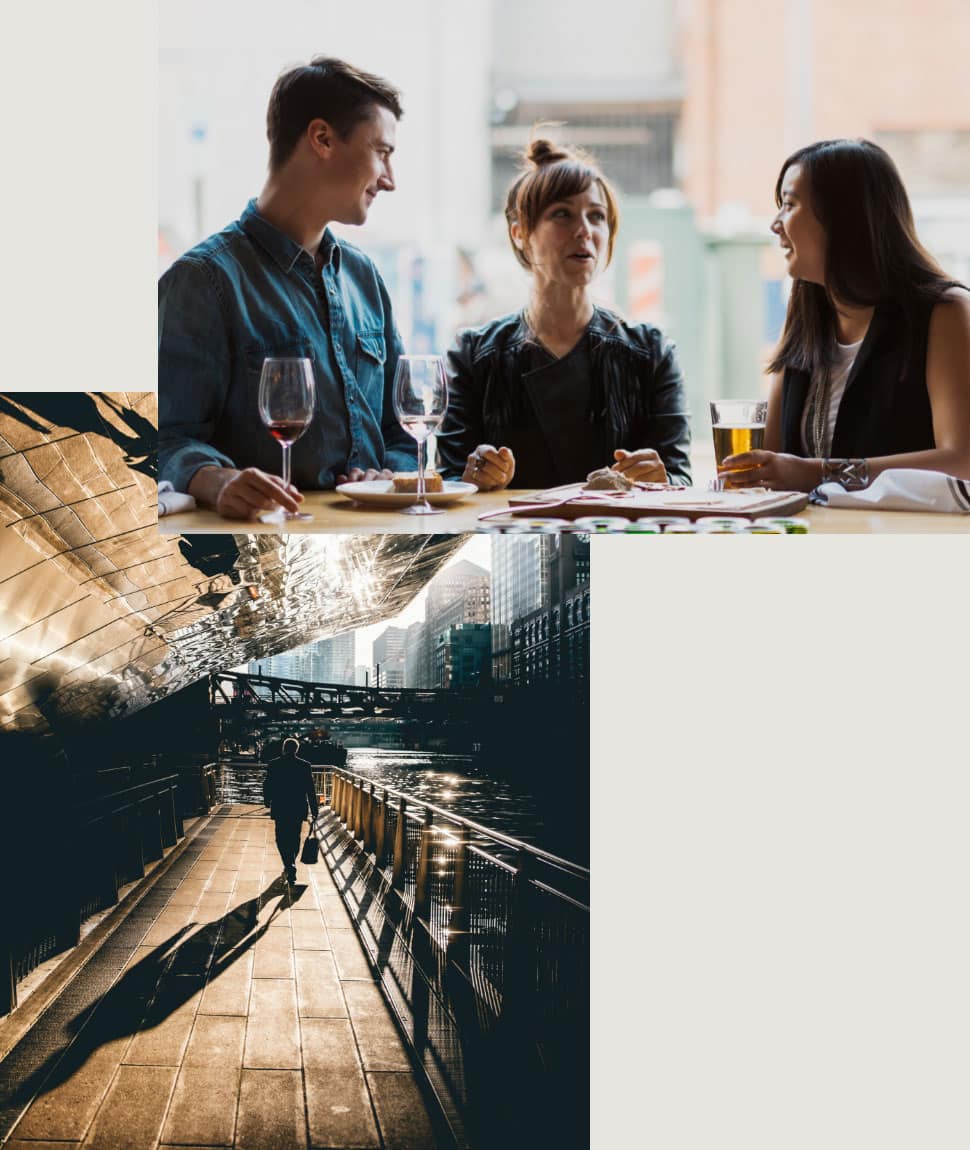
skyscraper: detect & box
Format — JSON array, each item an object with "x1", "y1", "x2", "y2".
[{"x1": 372, "y1": 626, "x2": 407, "y2": 689}]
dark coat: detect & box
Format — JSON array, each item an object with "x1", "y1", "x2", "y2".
[
  {"x1": 263, "y1": 753, "x2": 318, "y2": 824},
  {"x1": 780, "y1": 296, "x2": 937, "y2": 458},
  {"x1": 438, "y1": 308, "x2": 692, "y2": 487}
]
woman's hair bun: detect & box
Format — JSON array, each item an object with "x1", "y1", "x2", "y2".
[{"x1": 527, "y1": 138, "x2": 568, "y2": 167}]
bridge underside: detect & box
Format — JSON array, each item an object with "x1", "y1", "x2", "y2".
[{"x1": 0, "y1": 392, "x2": 464, "y2": 747}]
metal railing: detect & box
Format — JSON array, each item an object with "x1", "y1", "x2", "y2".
[
  {"x1": 315, "y1": 765, "x2": 589, "y2": 1148},
  {"x1": 1, "y1": 764, "x2": 218, "y2": 1017}
]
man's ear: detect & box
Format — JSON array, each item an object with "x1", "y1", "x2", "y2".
[{"x1": 307, "y1": 118, "x2": 336, "y2": 157}]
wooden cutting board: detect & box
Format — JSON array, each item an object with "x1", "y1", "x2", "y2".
[{"x1": 501, "y1": 483, "x2": 810, "y2": 522}]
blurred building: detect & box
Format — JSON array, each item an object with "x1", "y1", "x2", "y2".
[
  {"x1": 405, "y1": 559, "x2": 491, "y2": 688},
  {"x1": 404, "y1": 619, "x2": 429, "y2": 689},
  {"x1": 313, "y1": 632, "x2": 356, "y2": 685},
  {"x1": 372, "y1": 626, "x2": 407, "y2": 689}
]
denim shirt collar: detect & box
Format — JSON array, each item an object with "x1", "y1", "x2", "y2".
[{"x1": 239, "y1": 199, "x2": 342, "y2": 274}]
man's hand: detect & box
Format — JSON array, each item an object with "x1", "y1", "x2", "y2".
[
  {"x1": 337, "y1": 467, "x2": 393, "y2": 484},
  {"x1": 188, "y1": 466, "x2": 304, "y2": 519}
]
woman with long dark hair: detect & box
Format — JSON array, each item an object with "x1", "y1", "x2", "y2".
[
  {"x1": 721, "y1": 138, "x2": 970, "y2": 492},
  {"x1": 437, "y1": 139, "x2": 691, "y2": 490}
]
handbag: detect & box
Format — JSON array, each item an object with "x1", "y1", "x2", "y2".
[{"x1": 300, "y1": 832, "x2": 319, "y2": 865}]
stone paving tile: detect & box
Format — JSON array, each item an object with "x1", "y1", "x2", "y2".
[
  {"x1": 195, "y1": 891, "x2": 232, "y2": 917},
  {"x1": 291, "y1": 908, "x2": 330, "y2": 951},
  {"x1": 123, "y1": 998, "x2": 196, "y2": 1067},
  {"x1": 10, "y1": 1038, "x2": 130, "y2": 1141},
  {"x1": 198, "y1": 951, "x2": 254, "y2": 1017},
  {"x1": 207, "y1": 869, "x2": 238, "y2": 894},
  {"x1": 235, "y1": 1068, "x2": 307, "y2": 1150},
  {"x1": 252, "y1": 928, "x2": 294, "y2": 980},
  {"x1": 294, "y1": 951, "x2": 347, "y2": 1019},
  {"x1": 244, "y1": 979, "x2": 301, "y2": 1070},
  {"x1": 341, "y1": 982, "x2": 412, "y2": 1073},
  {"x1": 328, "y1": 927, "x2": 374, "y2": 980},
  {"x1": 81, "y1": 1063, "x2": 177, "y2": 1149},
  {"x1": 232, "y1": 880, "x2": 264, "y2": 902},
  {"x1": 300, "y1": 1018, "x2": 362, "y2": 1074},
  {"x1": 183, "y1": 1015, "x2": 247, "y2": 1068},
  {"x1": 141, "y1": 918, "x2": 191, "y2": 948},
  {"x1": 367, "y1": 1070, "x2": 440, "y2": 1150},
  {"x1": 317, "y1": 893, "x2": 357, "y2": 930},
  {"x1": 305, "y1": 1068, "x2": 380, "y2": 1150},
  {"x1": 165, "y1": 887, "x2": 203, "y2": 908},
  {"x1": 160, "y1": 1065, "x2": 239, "y2": 1146}
]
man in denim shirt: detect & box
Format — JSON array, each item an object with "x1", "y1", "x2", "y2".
[{"x1": 159, "y1": 58, "x2": 416, "y2": 519}]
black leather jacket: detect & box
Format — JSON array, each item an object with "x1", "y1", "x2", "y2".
[{"x1": 438, "y1": 308, "x2": 692, "y2": 487}]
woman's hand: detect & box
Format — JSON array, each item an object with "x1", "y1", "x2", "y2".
[
  {"x1": 719, "y1": 451, "x2": 822, "y2": 492},
  {"x1": 462, "y1": 444, "x2": 515, "y2": 490},
  {"x1": 612, "y1": 448, "x2": 668, "y2": 483}
]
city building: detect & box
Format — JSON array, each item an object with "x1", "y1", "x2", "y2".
[
  {"x1": 511, "y1": 583, "x2": 591, "y2": 687},
  {"x1": 404, "y1": 619, "x2": 429, "y2": 689},
  {"x1": 313, "y1": 632, "x2": 356, "y2": 685},
  {"x1": 372, "y1": 626, "x2": 407, "y2": 689},
  {"x1": 490, "y1": 534, "x2": 589, "y2": 682},
  {"x1": 432, "y1": 623, "x2": 493, "y2": 689}
]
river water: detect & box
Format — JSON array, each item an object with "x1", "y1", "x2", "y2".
[{"x1": 218, "y1": 746, "x2": 587, "y2": 864}]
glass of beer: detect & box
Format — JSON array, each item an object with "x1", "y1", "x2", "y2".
[{"x1": 710, "y1": 399, "x2": 768, "y2": 484}]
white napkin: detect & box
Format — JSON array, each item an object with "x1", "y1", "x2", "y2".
[
  {"x1": 157, "y1": 480, "x2": 197, "y2": 517},
  {"x1": 812, "y1": 468, "x2": 970, "y2": 513}
]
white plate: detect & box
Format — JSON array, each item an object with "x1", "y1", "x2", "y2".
[{"x1": 336, "y1": 479, "x2": 478, "y2": 508}]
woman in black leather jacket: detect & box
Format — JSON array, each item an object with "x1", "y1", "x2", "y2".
[{"x1": 438, "y1": 140, "x2": 691, "y2": 490}]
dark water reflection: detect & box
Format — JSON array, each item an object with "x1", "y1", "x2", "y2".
[{"x1": 218, "y1": 747, "x2": 587, "y2": 864}]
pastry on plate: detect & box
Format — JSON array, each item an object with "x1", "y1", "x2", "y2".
[{"x1": 391, "y1": 471, "x2": 444, "y2": 493}]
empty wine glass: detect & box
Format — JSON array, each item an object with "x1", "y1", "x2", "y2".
[
  {"x1": 257, "y1": 356, "x2": 315, "y2": 522},
  {"x1": 392, "y1": 355, "x2": 449, "y2": 515}
]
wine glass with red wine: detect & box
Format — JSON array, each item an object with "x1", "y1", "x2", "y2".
[{"x1": 257, "y1": 356, "x2": 315, "y2": 522}]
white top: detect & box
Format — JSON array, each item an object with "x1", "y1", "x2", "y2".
[{"x1": 801, "y1": 337, "x2": 864, "y2": 457}]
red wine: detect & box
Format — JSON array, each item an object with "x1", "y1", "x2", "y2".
[{"x1": 267, "y1": 418, "x2": 310, "y2": 445}]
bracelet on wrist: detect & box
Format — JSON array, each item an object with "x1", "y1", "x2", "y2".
[{"x1": 821, "y1": 457, "x2": 870, "y2": 490}]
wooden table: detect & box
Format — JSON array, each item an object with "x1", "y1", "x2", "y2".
[{"x1": 158, "y1": 488, "x2": 970, "y2": 534}]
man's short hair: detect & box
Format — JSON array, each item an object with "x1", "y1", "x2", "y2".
[
  {"x1": 267, "y1": 56, "x2": 403, "y2": 170},
  {"x1": 282, "y1": 737, "x2": 300, "y2": 756}
]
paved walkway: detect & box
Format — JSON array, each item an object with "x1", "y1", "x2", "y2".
[{"x1": 1, "y1": 806, "x2": 444, "y2": 1149}]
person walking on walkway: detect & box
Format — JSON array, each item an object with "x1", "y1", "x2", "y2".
[{"x1": 263, "y1": 737, "x2": 318, "y2": 884}]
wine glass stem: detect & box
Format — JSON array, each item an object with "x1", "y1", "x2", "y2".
[
  {"x1": 281, "y1": 442, "x2": 291, "y2": 491},
  {"x1": 416, "y1": 438, "x2": 426, "y2": 503}
]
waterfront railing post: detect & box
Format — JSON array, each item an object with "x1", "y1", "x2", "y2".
[
  {"x1": 365, "y1": 782, "x2": 377, "y2": 853},
  {"x1": 333, "y1": 773, "x2": 343, "y2": 821},
  {"x1": 353, "y1": 779, "x2": 363, "y2": 841},
  {"x1": 392, "y1": 797, "x2": 407, "y2": 890},
  {"x1": 375, "y1": 788, "x2": 388, "y2": 866},
  {"x1": 363, "y1": 783, "x2": 374, "y2": 852},
  {"x1": 415, "y1": 807, "x2": 434, "y2": 921},
  {"x1": 447, "y1": 828, "x2": 470, "y2": 966},
  {"x1": 502, "y1": 849, "x2": 537, "y2": 1027}
]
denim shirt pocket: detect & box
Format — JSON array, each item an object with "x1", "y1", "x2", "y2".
[
  {"x1": 244, "y1": 337, "x2": 316, "y2": 383},
  {"x1": 355, "y1": 330, "x2": 386, "y2": 399}
]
